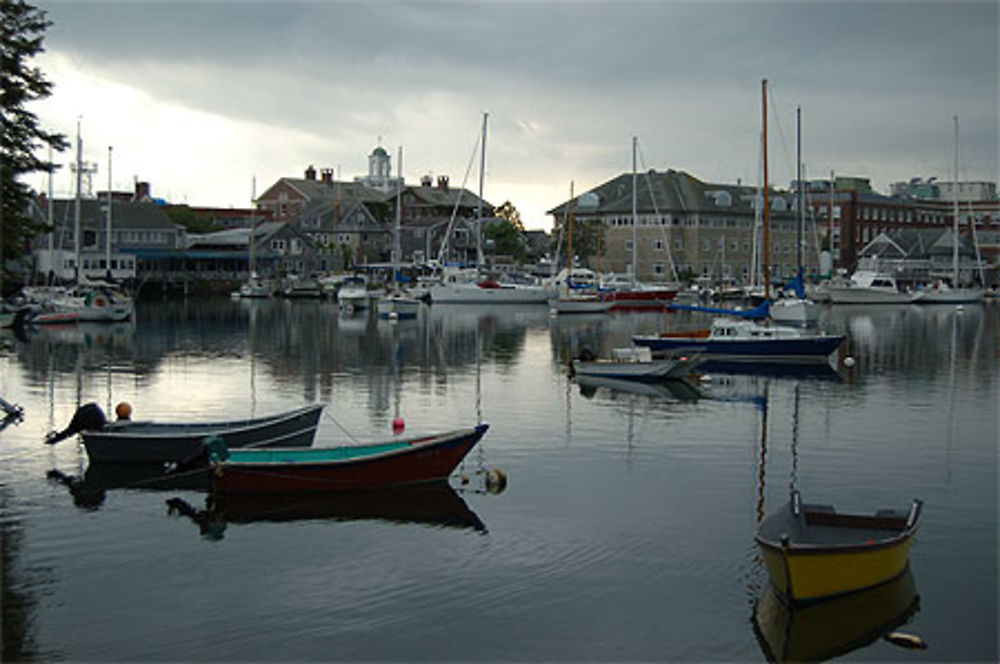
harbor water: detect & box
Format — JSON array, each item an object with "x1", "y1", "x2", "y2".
[{"x1": 1, "y1": 298, "x2": 997, "y2": 661}]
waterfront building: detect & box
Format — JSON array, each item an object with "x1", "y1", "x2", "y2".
[
  {"x1": 261, "y1": 155, "x2": 495, "y2": 269},
  {"x1": 185, "y1": 222, "x2": 320, "y2": 279},
  {"x1": 548, "y1": 169, "x2": 811, "y2": 285},
  {"x1": 853, "y1": 228, "x2": 985, "y2": 287},
  {"x1": 29, "y1": 187, "x2": 177, "y2": 284},
  {"x1": 552, "y1": 169, "x2": 997, "y2": 285}
]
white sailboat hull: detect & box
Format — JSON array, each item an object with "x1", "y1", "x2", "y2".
[
  {"x1": 911, "y1": 287, "x2": 984, "y2": 304},
  {"x1": 769, "y1": 298, "x2": 822, "y2": 325},
  {"x1": 427, "y1": 283, "x2": 552, "y2": 304},
  {"x1": 548, "y1": 296, "x2": 615, "y2": 314}
]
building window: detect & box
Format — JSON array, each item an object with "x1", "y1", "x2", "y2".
[
  {"x1": 674, "y1": 237, "x2": 683, "y2": 251},
  {"x1": 653, "y1": 239, "x2": 664, "y2": 251},
  {"x1": 702, "y1": 239, "x2": 711, "y2": 252}
]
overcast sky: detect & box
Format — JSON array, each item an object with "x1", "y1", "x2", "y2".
[{"x1": 27, "y1": 0, "x2": 999, "y2": 230}]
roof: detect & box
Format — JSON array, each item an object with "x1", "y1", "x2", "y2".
[
  {"x1": 41, "y1": 199, "x2": 175, "y2": 231},
  {"x1": 859, "y1": 228, "x2": 977, "y2": 259},
  {"x1": 547, "y1": 169, "x2": 781, "y2": 218},
  {"x1": 279, "y1": 178, "x2": 387, "y2": 204}
]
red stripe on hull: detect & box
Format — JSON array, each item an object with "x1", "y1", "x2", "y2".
[{"x1": 608, "y1": 290, "x2": 678, "y2": 311}]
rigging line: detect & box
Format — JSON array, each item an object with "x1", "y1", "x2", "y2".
[
  {"x1": 436, "y1": 127, "x2": 482, "y2": 264},
  {"x1": 766, "y1": 84, "x2": 796, "y2": 192},
  {"x1": 320, "y1": 409, "x2": 362, "y2": 445},
  {"x1": 636, "y1": 140, "x2": 680, "y2": 282}
]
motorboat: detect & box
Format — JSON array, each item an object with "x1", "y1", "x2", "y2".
[
  {"x1": 632, "y1": 317, "x2": 844, "y2": 363},
  {"x1": 377, "y1": 290, "x2": 423, "y2": 320},
  {"x1": 824, "y1": 270, "x2": 913, "y2": 304},
  {"x1": 45, "y1": 402, "x2": 323, "y2": 464},
  {"x1": 571, "y1": 346, "x2": 703, "y2": 380}
]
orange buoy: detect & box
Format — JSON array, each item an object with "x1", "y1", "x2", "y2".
[{"x1": 115, "y1": 402, "x2": 133, "y2": 420}]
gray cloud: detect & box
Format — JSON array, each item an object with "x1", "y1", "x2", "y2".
[{"x1": 34, "y1": 1, "x2": 998, "y2": 225}]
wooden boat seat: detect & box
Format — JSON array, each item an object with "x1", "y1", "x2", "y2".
[
  {"x1": 758, "y1": 500, "x2": 910, "y2": 548},
  {"x1": 794, "y1": 504, "x2": 908, "y2": 546}
]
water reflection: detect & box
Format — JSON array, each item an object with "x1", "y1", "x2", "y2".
[
  {"x1": 753, "y1": 569, "x2": 920, "y2": 662},
  {"x1": 165, "y1": 483, "x2": 486, "y2": 540},
  {"x1": 575, "y1": 375, "x2": 702, "y2": 402},
  {"x1": 825, "y1": 303, "x2": 992, "y2": 377},
  {"x1": 0, "y1": 483, "x2": 40, "y2": 662}
]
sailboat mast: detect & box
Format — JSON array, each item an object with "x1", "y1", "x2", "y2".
[
  {"x1": 394, "y1": 146, "x2": 403, "y2": 286},
  {"x1": 567, "y1": 181, "x2": 575, "y2": 288},
  {"x1": 47, "y1": 145, "x2": 54, "y2": 263},
  {"x1": 249, "y1": 175, "x2": 257, "y2": 276},
  {"x1": 952, "y1": 115, "x2": 960, "y2": 285},
  {"x1": 476, "y1": 112, "x2": 488, "y2": 267},
  {"x1": 631, "y1": 136, "x2": 637, "y2": 288},
  {"x1": 761, "y1": 79, "x2": 770, "y2": 300},
  {"x1": 796, "y1": 106, "x2": 803, "y2": 286},
  {"x1": 106, "y1": 146, "x2": 113, "y2": 281},
  {"x1": 74, "y1": 119, "x2": 82, "y2": 284}
]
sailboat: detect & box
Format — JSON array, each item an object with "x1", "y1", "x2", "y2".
[
  {"x1": 33, "y1": 123, "x2": 133, "y2": 324},
  {"x1": 548, "y1": 181, "x2": 614, "y2": 314},
  {"x1": 601, "y1": 137, "x2": 678, "y2": 310},
  {"x1": 770, "y1": 105, "x2": 822, "y2": 325},
  {"x1": 377, "y1": 146, "x2": 422, "y2": 320},
  {"x1": 912, "y1": 116, "x2": 984, "y2": 304},
  {"x1": 236, "y1": 177, "x2": 272, "y2": 298},
  {"x1": 422, "y1": 114, "x2": 551, "y2": 305}
]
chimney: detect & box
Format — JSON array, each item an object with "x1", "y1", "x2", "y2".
[
  {"x1": 437, "y1": 175, "x2": 449, "y2": 192},
  {"x1": 305, "y1": 165, "x2": 317, "y2": 180},
  {"x1": 134, "y1": 181, "x2": 151, "y2": 202},
  {"x1": 321, "y1": 168, "x2": 334, "y2": 184},
  {"x1": 421, "y1": 174, "x2": 433, "y2": 187}
]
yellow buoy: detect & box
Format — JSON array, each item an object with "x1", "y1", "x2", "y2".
[{"x1": 485, "y1": 468, "x2": 508, "y2": 494}]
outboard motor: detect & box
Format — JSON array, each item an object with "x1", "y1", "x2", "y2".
[{"x1": 45, "y1": 403, "x2": 107, "y2": 445}]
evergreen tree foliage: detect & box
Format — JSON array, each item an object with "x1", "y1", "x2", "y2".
[{"x1": 1, "y1": 0, "x2": 66, "y2": 289}]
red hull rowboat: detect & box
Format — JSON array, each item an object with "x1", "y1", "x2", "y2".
[{"x1": 210, "y1": 424, "x2": 489, "y2": 493}]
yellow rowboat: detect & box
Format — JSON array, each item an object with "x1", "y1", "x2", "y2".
[{"x1": 755, "y1": 491, "x2": 922, "y2": 605}]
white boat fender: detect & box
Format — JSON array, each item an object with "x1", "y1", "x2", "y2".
[
  {"x1": 45, "y1": 402, "x2": 107, "y2": 445},
  {"x1": 843, "y1": 356, "x2": 855, "y2": 367},
  {"x1": 883, "y1": 631, "x2": 927, "y2": 650},
  {"x1": 699, "y1": 374, "x2": 712, "y2": 383}
]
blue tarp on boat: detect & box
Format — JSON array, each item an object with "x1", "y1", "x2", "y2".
[{"x1": 667, "y1": 299, "x2": 771, "y2": 320}]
